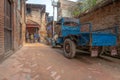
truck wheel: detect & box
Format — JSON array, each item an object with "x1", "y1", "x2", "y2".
[{"x1": 63, "y1": 39, "x2": 76, "y2": 59}]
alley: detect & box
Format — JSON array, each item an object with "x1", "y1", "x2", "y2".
[{"x1": 0, "y1": 43, "x2": 120, "y2": 80}]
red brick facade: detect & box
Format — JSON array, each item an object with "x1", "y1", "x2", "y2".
[
  {"x1": 0, "y1": 0, "x2": 26, "y2": 59},
  {"x1": 26, "y1": 4, "x2": 47, "y2": 43},
  {"x1": 80, "y1": 1, "x2": 120, "y2": 32}
]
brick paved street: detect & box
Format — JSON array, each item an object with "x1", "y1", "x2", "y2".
[{"x1": 0, "y1": 43, "x2": 120, "y2": 80}]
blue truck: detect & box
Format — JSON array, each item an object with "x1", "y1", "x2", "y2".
[{"x1": 52, "y1": 17, "x2": 118, "y2": 59}]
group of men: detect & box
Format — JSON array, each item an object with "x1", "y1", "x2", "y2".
[{"x1": 26, "y1": 32, "x2": 40, "y2": 43}]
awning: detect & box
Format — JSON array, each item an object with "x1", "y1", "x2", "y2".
[
  {"x1": 26, "y1": 20, "x2": 40, "y2": 28},
  {"x1": 26, "y1": 24, "x2": 39, "y2": 28}
]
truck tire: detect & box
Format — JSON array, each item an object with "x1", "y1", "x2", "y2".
[{"x1": 63, "y1": 39, "x2": 76, "y2": 59}]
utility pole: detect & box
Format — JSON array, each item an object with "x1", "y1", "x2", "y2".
[
  {"x1": 51, "y1": 0, "x2": 57, "y2": 37},
  {"x1": 53, "y1": 4, "x2": 55, "y2": 37}
]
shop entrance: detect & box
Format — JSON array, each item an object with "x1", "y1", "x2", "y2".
[{"x1": 26, "y1": 20, "x2": 40, "y2": 43}]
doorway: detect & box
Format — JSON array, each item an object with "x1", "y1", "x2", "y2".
[{"x1": 4, "y1": 0, "x2": 12, "y2": 53}]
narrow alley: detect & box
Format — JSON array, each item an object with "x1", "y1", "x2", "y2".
[
  {"x1": 0, "y1": 0, "x2": 120, "y2": 80},
  {"x1": 0, "y1": 43, "x2": 120, "y2": 80}
]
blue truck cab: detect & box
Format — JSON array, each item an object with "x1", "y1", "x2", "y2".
[{"x1": 52, "y1": 17, "x2": 118, "y2": 58}]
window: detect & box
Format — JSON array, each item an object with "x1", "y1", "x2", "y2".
[
  {"x1": 64, "y1": 22, "x2": 79, "y2": 27},
  {"x1": 33, "y1": 8, "x2": 39, "y2": 12},
  {"x1": 27, "y1": 7, "x2": 31, "y2": 14},
  {"x1": 17, "y1": 0, "x2": 21, "y2": 10}
]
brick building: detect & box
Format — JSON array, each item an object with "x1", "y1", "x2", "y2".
[
  {"x1": 57, "y1": 0, "x2": 76, "y2": 20},
  {"x1": 46, "y1": 16, "x2": 53, "y2": 38},
  {"x1": 26, "y1": 4, "x2": 47, "y2": 43},
  {"x1": 0, "y1": 0, "x2": 26, "y2": 59}
]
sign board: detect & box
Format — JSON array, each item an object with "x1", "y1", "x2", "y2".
[{"x1": 52, "y1": 1, "x2": 58, "y2": 7}]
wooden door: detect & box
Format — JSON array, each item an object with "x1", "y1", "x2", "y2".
[{"x1": 4, "y1": 0, "x2": 12, "y2": 53}]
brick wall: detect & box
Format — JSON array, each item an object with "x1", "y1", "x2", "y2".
[
  {"x1": 80, "y1": 2, "x2": 120, "y2": 30},
  {"x1": 12, "y1": 0, "x2": 21, "y2": 51},
  {"x1": 13, "y1": 1, "x2": 18, "y2": 51},
  {"x1": 0, "y1": 0, "x2": 26, "y2": 60},
  {"x1": 13, "y1": 0, "x2": 26, "y2": 51},
  {"x1": 27, "y1": 9, "x2": 41, "y2": 26},
  {"x1": 79, "y1": 1, "x2": 120, "y2": 54},
  {"x1": 41, "y1": 13, "x2": 47, "y2": 43},
  {"x1": 0, "y1": 0, "x2": 4, "y2": 56},
  {"x1": 21, "y1": 1, "x2": 26, "y2": 45}
]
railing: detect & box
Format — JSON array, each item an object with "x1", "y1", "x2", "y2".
[
  {"x1": 80, "y1": 23, "x2": 92, "y2": 46},
  {"x1": 93, "y1": 26, "x2": 119, "y2": 36},
  {"x1": 80, "y1": 22, "x2": 92, "y2": 33}
]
